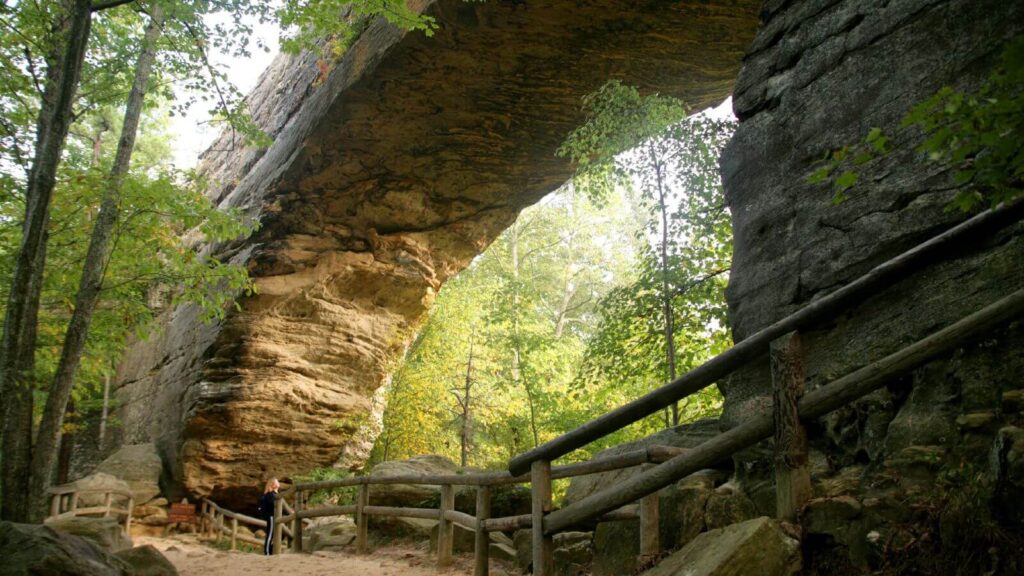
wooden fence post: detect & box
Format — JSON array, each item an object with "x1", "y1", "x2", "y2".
[
  {"x1": 771, "y1": 330, "x2": 812, "y2": 522},
  {"x1": 438, "y1": 484, "x2": 455, "y2": 568},
  {"x1": 272, "y1": 492, "x2": 284, "y2": 554},
  {"x1": 69, "y1": 492, "x2": 79, "y2": 514},
  {"x1": 356, "y1": 484, "x2": 369, "y2": 553},
  {"x1": 638, "y1": 464, "x2": 659, "y2": 561},
  {"x1": 50, "y1": 493, "x2": 60, "y2": 518},
  {"x1": 216, "y1": 510, "x2": 224, "y2": 544},
  {"x1": 531, "y1": 460, "x2": 553, "y2": 576},
  {"x1": 231, "y1": 517, "x2": 238, "y2": 550},
  {"x1": 475, "y1": 486, "x2": 491, "y2": 576},
  {"x1": 292, "y1": 490, "x2": 304, "y2": 553},
  {"x1": 125, "y1": 496, "x2": 134, "y2": 536},
  {"x1": 103, "y1": 492, "x2": 112, "y2": 517}
]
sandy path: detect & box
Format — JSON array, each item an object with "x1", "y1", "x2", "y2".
[{"x1": 137, "y1": 535, "x2": 518, "y2": 576}]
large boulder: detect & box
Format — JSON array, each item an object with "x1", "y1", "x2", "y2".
[
  {"x1": 93, "y1": 444, "x2": 163, "y2": 504},
  {"x1": 65, "y1": 472, "x2": 132, "y2": 508},
  {"x1": 306, "y1": 518, "x2": 357, "y2": 552},
  {"x1": 44, "y1": 516, "x2": 132, "y2": 553},
  {"x1": 367, "y1": 455, "x2": 530, "y2": 518},
  {"x1": 553, "y1": 532, "x2": 593, "y2": 576},
  {"x1": 367, "y1": 455, "x2": 456, "y2": 507},
  {"x1": 113, "y1": 545, "x2": 178, "y2": 576},
  {"x1": 429, "y1": 522, "x2": 475, "y2": 553},
  {"x1": 641, "y1": 517, "x2": 800, "y2": 576},
  {"x1": 368, "y1": 516, "x2": 436, "y2": 539},
  {"x1": 514, "y1": 529, "x2": 593, "y2": 576},
  {"x1": 0, "y1": 521, "x2": 131, "y2": 576}
]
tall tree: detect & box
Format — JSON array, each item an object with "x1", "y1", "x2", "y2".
[
  {"x1": 27, "y1": 5, "x2": 165, "y2": 517},
  {"x1": 0, "y1": 0, "x2": 447, "y2": 521},
  {"x1": 0, "y1": 0, "x2": 94, "y2": 522},
  {"x1": 560, "y1": 81, "x2": 735, "y2": 432}
]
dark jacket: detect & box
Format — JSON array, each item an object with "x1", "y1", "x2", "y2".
[{"x1": 258, "y1": 491, "x2": 276, "y2": 521}]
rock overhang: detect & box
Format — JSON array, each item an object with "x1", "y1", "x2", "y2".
[{"x1": 115, "y1": 0, "x2": 761, "y2": 509}]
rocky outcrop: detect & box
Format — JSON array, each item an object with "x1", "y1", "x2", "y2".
[
  {"x1": 366, "y1": 454, "x2": 528, "y2": 519},
  {"x1": 113, "y1": 0, "x2": 760, "y2": 509},
  {"x1": 305, "y1": 518, "x2": 357, "y2": 552},
  {"x1": 113, "y1": 545, "x2": 179, "y2": 576},
  {"x1": 640, "y1": 517, "x2": 800, "y2": 576},
  {"x1": 65, "y1": 472, "x2": 132, "y2": 509},
  {"x1": 720, "y1": 0, "x2": 1024, "y2": 571},
  {"x1": 93, "y1": 444, "x2": 163, "y2": 505},
  {"x1": 367, "y1": 455, "x2": 456, "y2": 507},
  {"x1": 0, "y1": 521, "x2": 133, "y2": 576},
  {"x1": 43, "y1": 517, "x2": 133, "y2": 553}
]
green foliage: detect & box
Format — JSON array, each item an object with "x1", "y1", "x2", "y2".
[
  {"x1": 0, "y1": 100, "x2": 255, "y2": 434},
  {"x1": 274, "y1": 0, "x2": 433, "y2": 55},
  {"x1": 371, "y1": 188, "x2": 639, "y2": 467},
  {"x1": 559, "y1": 80, "x2": 735, "y2": 437},
  {"x1": 558, "y1": 80, "x2": 688, "y2": 205},
  {"x1": 809, "y1": 36, "x2": 1024, "y2": 210},
  {"x1": 292, "y1": 468, "x2": 358, "y2": 506}
]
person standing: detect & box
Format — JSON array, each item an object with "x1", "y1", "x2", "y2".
[{"x1": 259, "y1": 478, "x2": 280, "y2": 555}]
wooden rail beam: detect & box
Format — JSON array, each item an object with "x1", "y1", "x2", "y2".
[
  {"x1": 543, "y1": 289, "x2": 1024, "y2": 534},
  {"x1": 481, "y1": 514, "x2": 532, "y2": 532},
  {"x1": 363, "y1": 506, "x2": 438, "y2": 519}
]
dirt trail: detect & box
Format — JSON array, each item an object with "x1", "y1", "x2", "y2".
[{"x1": 136, "y1": 535, "x2": 518, "y2": 576}]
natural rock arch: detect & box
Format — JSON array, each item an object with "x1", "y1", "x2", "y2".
[{"x1": 114, "y1": 0, "x2": 760, "y2": 506}]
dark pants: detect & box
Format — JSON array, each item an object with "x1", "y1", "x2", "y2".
[{"x1": 264, "y1": 516, "x2": 274, "y2": 555}]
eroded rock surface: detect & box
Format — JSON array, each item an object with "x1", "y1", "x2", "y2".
[
  {"x1": 114, "y1": 0, "x2": 759, "y2": 509},
  {"x1": 640, "y1": 517, "x2": 800, "y2": 576},
  {"x1": 720, "y1": 0, "x2": 1024, "y2": 571},
  {"x1": 0, "y1": 521, "x2": 131, "y2": 576}
]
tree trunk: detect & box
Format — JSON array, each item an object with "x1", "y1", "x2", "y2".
[
  {"x1": 28, "y1": 7, "x2": 164, "y2": 519},
  {"x1": 0, "y1": 0, "x2": 93, "y2": 523},
  {"x1": 98, "y1": 371, "x2": 110, "y2": 447},
  {"x1": 553, "y1": 229, "x2": 577, "y2": 339},
  {"x1": 460, "y1": 330, "x2": 475, "y2": 468},
  {"x1": 508, "y1": 222, "x2": 540, "y2": 447},
  {"x1": 651, "y1": 143, "x2": 678, "y2": 427},
  {"x1": 56, "y1": 401, "x2": 75, "y2": 485}
]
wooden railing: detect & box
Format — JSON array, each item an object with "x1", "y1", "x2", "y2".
[
  {"x1": 273, "y1": 444, "x2": 688, "y2": 573},
  {"x1": 504, "y1": 202, "x2": 1024, "y2": 574},
  {"x1": 46, "y1": 485, "x2": 135, "y2": 535},
  {"x1": 199, "y1": 497, "x2": 300, "y2": 551}
]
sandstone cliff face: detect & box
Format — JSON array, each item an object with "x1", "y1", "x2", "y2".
[
  {"x1": 114, "y1": 0, "x2": 760, "y2": 507},
  {"x1": 720, "y1": 0, "x2": 1024, "y2": 570}
]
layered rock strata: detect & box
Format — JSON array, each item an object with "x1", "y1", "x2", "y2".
[
  {"x1": 114, "y1": 0, "x2": 760, "y2": 508},
  {"x1": 720, "y1": 0, "x2": 1024, "y2": 570}
]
